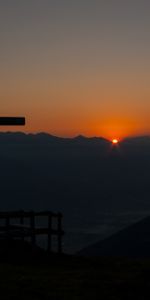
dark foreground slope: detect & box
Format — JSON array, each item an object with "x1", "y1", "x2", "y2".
[
  {"x1": 0, "y1": 255, "x2": 150, "y2": 300},
  {"x1": 78, "y1": 216, "x2": 150, "y2": 257}
]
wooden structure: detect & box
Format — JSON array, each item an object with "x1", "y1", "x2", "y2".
[
  {"x1": 0, "y1": 117, "x2": 25, "y2": 126},
  {"x1": 0, "y1": 211, "x2": 64, "y2": 254},
  {"x1": 0, "y1": 118, "x2": 64, "y2": 254}
]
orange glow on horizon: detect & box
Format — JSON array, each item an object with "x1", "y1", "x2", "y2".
[{"x1": 0, "y1": 113, "x2": 149, "y2": 142}]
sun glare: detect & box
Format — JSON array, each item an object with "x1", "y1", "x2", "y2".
[{"x1": 112, "y1": 139, "x2": 118, "y2": 144}]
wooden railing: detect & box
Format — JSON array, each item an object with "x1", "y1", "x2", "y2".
[{"x1": 0, "y1": 211, "x2": 64, "y2": 254}]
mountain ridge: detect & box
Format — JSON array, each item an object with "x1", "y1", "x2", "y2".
[
  {"x1": 1, "y1": 131, "x2": 150, "y2": 144},
  {"x1": 0, "y1": 132, "x2": 110, "y2": 145}
]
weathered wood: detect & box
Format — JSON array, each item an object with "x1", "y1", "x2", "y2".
[
  {"x1": 47, "y1": 215, "x2": 52, "y2": 252},
  {"x1": 0, "y1": 211, "x2": 59, "y2": 218},
  {"x1": 30, "y1": 211, "x2": 36, "y2": 247},
  {"x1": 20, "y1": 211, "x2": 24, "y2": 241},
  {"x1": 5, "y1": 216, "x2": 10, "y2": 239},
  {"x1": 0, "y1": 225, "x2": 63, "y2": 235},
  {"x1": 0, "y1": 117, "x2": 25, "y2": 126},
  {"x1": 58, "y1": 213, "x2": 63, "y2": 254}
]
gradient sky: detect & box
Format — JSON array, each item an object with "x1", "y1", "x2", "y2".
[{"x1": 0, "y1": 0, "x2": 150, "y2": 140}]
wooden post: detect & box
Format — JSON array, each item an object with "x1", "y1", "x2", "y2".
[
  {"x1": 5, "y1": 216, "x2": 10, "y2": 240},
  {"x1": 47, "y1": 214, "x2": 52, "y2": 252},
  {"x1": 30, "y1": 212, "x2": 36, "y2": 247},
  {"x1": 20, "y1": 210, "x2": 24, "y2": 241},
  {"x1": 57, "y1": 213, "x2": 62, "y2": 254}
]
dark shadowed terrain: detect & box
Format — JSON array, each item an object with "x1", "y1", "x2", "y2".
[{"x1": 1, "y1": 255, "x2": 150, "y2": 300}]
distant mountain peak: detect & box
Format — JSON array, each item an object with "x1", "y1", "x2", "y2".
[
  {"x1": 74, "y1": 135, "x2": 86, "y2": 140},
  {"x1": 0, "y1": 132, "x2": 110, "y2": 145},
  {"x1": 73, "y1": 135, "x2": 110, "y2": 144}
]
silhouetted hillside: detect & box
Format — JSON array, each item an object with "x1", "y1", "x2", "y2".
[
  {"x1": 78, "y1": 216, "x2": 150, "y2": 257},
  {"x1": 0, "y1": 132, "x2": 150, "y2": 252},
  {"x1": 0, "y1": 132, "x2": 150, "y2": 213},
  {"x1": 0, "y1": 132, "x2": 108, "y2": 145}
]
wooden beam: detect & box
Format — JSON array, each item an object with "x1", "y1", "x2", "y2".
[
  {"x1": 30, "y1": 211, "x2": 36, "y2": 247},
  {"x1": 47, "y1": 215, "x2": 52, "y2": 252},
  {"x1": 0, "y1": 117, "x2": 25, "y2": 126},
  {"x1": 0, "y1": 211, "x2": 59, "y2": 218},
  {"x1": 58, "y1": 213, "x2": 63, "y2": 254}
]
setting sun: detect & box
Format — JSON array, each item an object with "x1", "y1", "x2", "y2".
[{"x1": 112, "y1": 139, "x2": 118, "y2": 144}]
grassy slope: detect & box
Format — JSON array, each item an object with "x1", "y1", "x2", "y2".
[{"x1": 0, "y1": 256, "x2": 150, "y2": 299}]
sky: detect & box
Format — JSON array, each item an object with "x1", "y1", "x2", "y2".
[{"x1": 0, "y1": 0, "x2": 150, "y2": 140}]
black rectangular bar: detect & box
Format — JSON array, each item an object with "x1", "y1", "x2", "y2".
[{"x1": 0, "y1": 117, "x2": 25, "y2": 126}]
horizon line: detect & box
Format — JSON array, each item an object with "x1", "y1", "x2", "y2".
[{"x1": 0, "y1": 131, "x2": 150, "y2": 142}]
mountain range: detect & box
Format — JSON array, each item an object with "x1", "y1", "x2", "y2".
[{"x1": 0, "y1": 132, "x2": 150, "y2": 213}]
